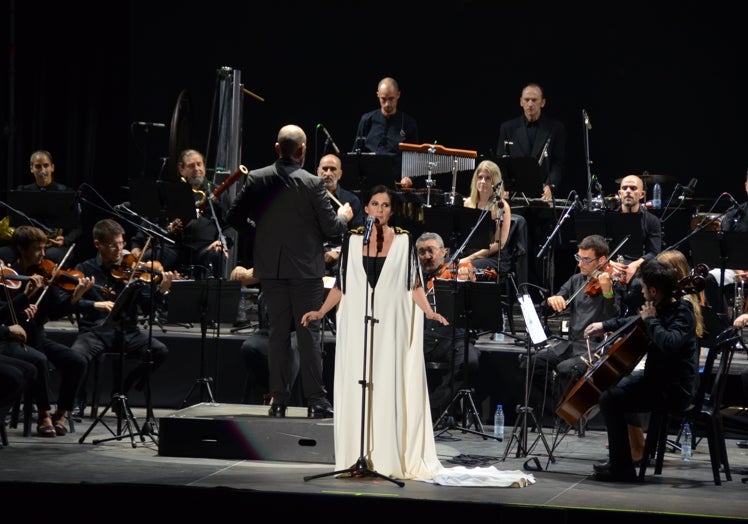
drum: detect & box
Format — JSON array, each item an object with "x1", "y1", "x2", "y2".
[{"x1": 690, "y1": 213, "x2": 722, "y2": 232}]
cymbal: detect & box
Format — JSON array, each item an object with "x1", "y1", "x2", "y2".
[{"x1": 614, "y1": 173, "x2": 676, "y2": 184}]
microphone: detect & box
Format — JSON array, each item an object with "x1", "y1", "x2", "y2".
[
  {"x1": 538, "y1": 138, "x2": 550, "y2": 167},
  {"x1": 114, "y1": 201, "x2": 132, "y2": 211},
  {"x1": 583, "y1": 109, "x2": 592, "y2": 130},
  {"x1": 572, "y1": 192, "x2": 585, "y2": 212},
  {"x1": 363, "y1": 215, "x2": 378, "y2": 245},
  {"x1": 134, "y1": 122, "x2": 166, "y2": 128},
  {"x1": 317, "y1": 123, "x2": 340, "y2": 154},
  {"x1": 682, "y1": 177, "x2": 698, "y2": 196}
]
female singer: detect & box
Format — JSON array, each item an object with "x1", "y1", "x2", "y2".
[{"x1": 301, "y1": 185, "x2": 448, "y2": 480}]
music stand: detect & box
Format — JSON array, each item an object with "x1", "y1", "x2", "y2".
[
  {"x1": 167, "y1": 279, "x2": 241, "y2": 407},
  {"x1": 161, "y1": 180, "x2": 200, "y2": 222},
  {"x1": 342, "y1": 152, "x2": 397, "y2": 191},
  {"x1": 128, "y1": 179, "x2": 163, "y2": 219},
  {"x1": 6, "y1": 190, "x2": 78, "y2": 232},
  {"x1": 78, "y1": 280, "x2": 147, "y2": 448},
  {"x1": 501, "y1": 292, "x2": 555, "y2": 467},
  {"x1": 423, "y1": 206, "x2": 494, "y2": 257},
  {"x1": 432, "y1": 280, "x2": 502, "y2": 440},
  {"x1": 497, "y1": 158, "x2": 544, "y2": 197}
]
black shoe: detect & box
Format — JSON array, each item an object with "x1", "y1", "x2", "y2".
[
  {"x1": 307, "y1": 401, "x2": 334, "y2": 419},
  {"x1": 737, "y1": 441, "x2": 748, "y2": 449},
  {"x1": 593, "y1": 468, "x2": 638, "y2": 483},
  {"x1": 593, "y1": 460, "x2": 612, "y2": 474},
  {"x1": 268, "y1": 404, "x2": 286, "y2": 418}
]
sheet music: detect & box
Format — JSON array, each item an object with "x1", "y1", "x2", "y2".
[{"x1": 519, "y1": 294, "x2": 547, "y2": 346}]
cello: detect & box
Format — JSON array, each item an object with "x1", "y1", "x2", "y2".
[{"x1": 555, "y1": 263, "x2": 709, "y2": 427}]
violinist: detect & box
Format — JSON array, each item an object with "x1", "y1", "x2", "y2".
[
  {"x1": 1, "y1": 261, "x2": 58, "y2": 437},
  {"x1": 458, "y1": 160, "x2": 512, "y2": 278},
  {"x1": 583, "y1": 258, "x2": 699, "y2": 482},
  {"x1": 521, "y1": 234, "x2": 621, "y2": 425},
  {"x1": 69, "y1": 219, "x2": 174, "y2": 411},
  {"x1": 9, "y1": 225, "x2": 91, "y2": 435},
  {"x1": 416, "y1": 231, "x2": 481, "y2": 421},
  {"x1": 166, "y1": 149, "x2": 230, "y2": 279},
  {"x1": 606, "y1": 174, "x2": 663, "y2": 314}
]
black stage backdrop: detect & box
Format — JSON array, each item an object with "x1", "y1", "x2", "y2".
[{"x1": 2, "y1": 1, "x2": 745, "y2": 267}]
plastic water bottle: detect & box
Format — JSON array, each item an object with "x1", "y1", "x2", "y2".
[
  {"x1": 493, "y1": 404, "x2": 505, "y2": 441},
  {"x1": 652, "y1": 182, "x2": 662, "y2": 209},
  {"x1": 681, "y1": 422, "x2": 692, "y2": 461}
]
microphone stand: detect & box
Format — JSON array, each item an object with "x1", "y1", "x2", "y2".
[
  {"x1": 582, "y1": 109, "x2": 593, "y2": 211},
  {"x1": 0, "y1": 200, "x2": 55, "y2": 234},
  {"x1": 537, "y1": 193, "x2": 579, "y2": 294}
]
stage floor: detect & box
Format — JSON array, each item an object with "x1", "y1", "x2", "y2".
[{"x1": 2, "y1": 404, "x2": 748, "y2": 522}]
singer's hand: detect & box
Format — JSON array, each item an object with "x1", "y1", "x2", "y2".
[{"x1": 338, "y1": 202, "x2": 353, "y2": 222}]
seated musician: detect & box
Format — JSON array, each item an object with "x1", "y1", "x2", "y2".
[
  {"x1": 584, "y1": 258, "x2": 699, "y2": 482},
  {"x1": 416, "y1": 231, "x2": 481, "y2": 422},
  {"x1": 457, "y1": 160, "x2": 512, "y2": 278},
  {"x1": 521, "y1": 234, "x2": 621, "y2": 424},
  {"x1": 70, "y1": 219, "x2": 175, "y2": 413},
  {"x1": 607, "y1": 174, "x2": 663, "y2": 315},
  {"x1": 317, "y1": 153, "x2": 364, "y2": 277},
  {"x1": 10, "y1": 225, "x2": 91, "y2": 434},
  {"x1": 167, "y1": 149, "x2": 230, "y2": 279},
  {"x1": 0, "y1": 150, "x2": 82, "y2": 266}
]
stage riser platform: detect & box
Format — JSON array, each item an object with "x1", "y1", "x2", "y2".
[{"x1": 157, "y1": 403, "x2": 334, "y2": 463}]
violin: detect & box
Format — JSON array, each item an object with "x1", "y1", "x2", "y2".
[
  {"x1": 583, "y1": 262, "x2": 629, "y2": 297},
  {"x1": 0, "y1": 262, "x2": 34, "y2": 290},
  {"x1": 110, "y1": 253, "x2": 165, "y2": 284},
  {"x1": 427, "y1": 262, "x2": 498, "y2": 290},
  {"x1": 32, "y1": 259, "x2": 116, "y2": 298}
]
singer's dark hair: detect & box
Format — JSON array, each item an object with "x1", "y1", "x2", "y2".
[{"x1": 366, "y1": 184, "x2": 395, "y2": 214}]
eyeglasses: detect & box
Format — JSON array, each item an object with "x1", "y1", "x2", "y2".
[
  {"x1": 105, "y1": 241, "x2": 126, "y2": 250},
  {"x1": 574, "y1": 253, "x2": 600, "y2": 264}
]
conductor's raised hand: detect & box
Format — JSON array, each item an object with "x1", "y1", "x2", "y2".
[{"x1": 337, "y1": 202, "x2": 353, "y2": 222}]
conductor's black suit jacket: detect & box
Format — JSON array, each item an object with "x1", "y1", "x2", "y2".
[{"x1": 225, "y1": 158, "x2": 349, "y2": 279}]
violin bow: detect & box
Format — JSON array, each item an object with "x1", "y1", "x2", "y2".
[
  {"x1": 128, "y1": 236, "x2": 151, "y2": 285},
  {"x1": 34, "y1": 242, "x2": 76, "y2": 307}
]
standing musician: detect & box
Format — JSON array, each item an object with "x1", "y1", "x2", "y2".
[
  {"x1": 70, "y1": 219, "x2": 174, "y2": 412},
  {"x1": 8, "y1": 225, "x2": 91, "y2": 434},
  {"x1": 584, "y1": 258, "x2": 699, "y2": 482},
  {"x1": 165, "y1": 149, "x2": 230, "y2": 279},
  {"x1": 607, "y1": 174, "x2": 663, "y2": 314},
  {"x1": 522, "y1": 234, "x2": 621, "y2": 424},
  {"x1": 497, "y1": 83, "x2": 566, "y2": 201}
]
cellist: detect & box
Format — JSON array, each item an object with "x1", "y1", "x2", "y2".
[{"x1": 584, "y1": 258, "x2": 699, "y2": 482}]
